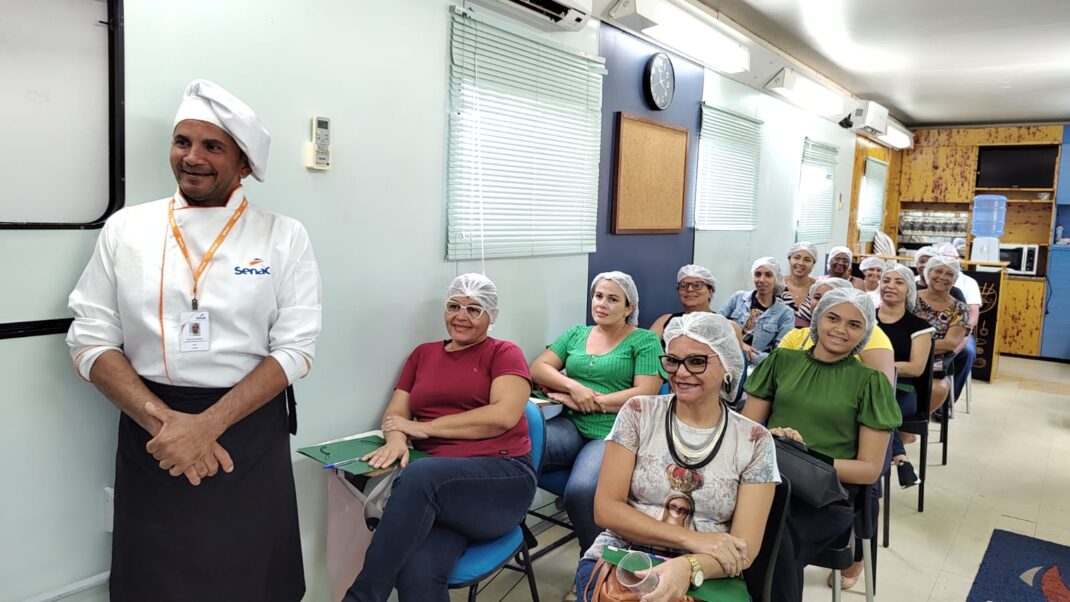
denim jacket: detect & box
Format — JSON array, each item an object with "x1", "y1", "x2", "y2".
[{"x1": 720, "y1": 290, "x2": 795, "y2": 365}]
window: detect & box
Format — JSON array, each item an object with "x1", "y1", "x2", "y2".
[
  {"x1": 857, "y1": 157, "x2": 889, "y2": 243},
  {"x1": 795, "y1": 138, "x2": 839, "y2": 243},
  {"x1": 446, "y1": 8, "x2": 606, "y2": 260},
  {"x1": 694, "y1": 104, "x2": 762, "y2": 231},
  {"x1": 0, "y1": 0, "x2": 123, "y2": 228}
]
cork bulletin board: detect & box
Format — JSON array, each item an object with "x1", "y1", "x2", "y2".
[{"x1": 613, "y1": 113, "x2": 689, "y2": 234}]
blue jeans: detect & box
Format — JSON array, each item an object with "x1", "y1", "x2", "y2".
[
  {"x1": 952, "y1": 335, "x2": 976, "y2": 402},
  {"x1": 575, "y1": 557, "x2": 598, "y2": 602},
  {"x1": 343, "y1": 454, "x2": 536, "y2": 602},
  {"x1": 543, "y1": 415, "x2": 606, "y2": 555},
  {"x1": 892, "y1": 388, "x2": 918, "y2": 457}
]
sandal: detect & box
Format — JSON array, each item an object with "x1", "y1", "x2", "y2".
[
  {"x1": 897, "y1": 460, "x2": 921, "y2": 488},
  {"x1": 826, "y1": 570, "x2": 861, "y2": 590}
]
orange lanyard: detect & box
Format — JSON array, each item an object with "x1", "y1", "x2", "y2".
[{"x1": 167, "y1": 197, "x2": 248, "y2": 310}]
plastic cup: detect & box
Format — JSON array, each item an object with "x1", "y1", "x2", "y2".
[{"x1": 616, "y1": 551, "x2": 659, "y2": 595}]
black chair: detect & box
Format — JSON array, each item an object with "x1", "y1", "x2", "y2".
[
  {"x1": 813, "y1": 483, "x2": 878, "y2": 602},
  {"x1": 744, "y1": 477, "x2": 791, "y2": 602}
]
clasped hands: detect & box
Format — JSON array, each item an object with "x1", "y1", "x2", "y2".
[
  {"x1": 635, "y1": 533, "x2": 749, "y2": 602},
  {"x1": 144, "y1": 402, "x2": 233, "y2": 487},
  {"x1": 547, "y1": 382, "x2": 605, "y2": 414}
]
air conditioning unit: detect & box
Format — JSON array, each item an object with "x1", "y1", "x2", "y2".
[
  {"x1": 469, "y1": 0, "x2": 592, "y2": 32},
  {"x1": 851, "y1": 100, "x2": 889, "y2": 136}
]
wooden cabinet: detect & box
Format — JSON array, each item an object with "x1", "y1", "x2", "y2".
[
  {"x1": 899, "y1": 146, "x2": 977, "y2": 202},
  {"x1": 1001, "y1": 277, "x2": 1046, "y2": 356}
]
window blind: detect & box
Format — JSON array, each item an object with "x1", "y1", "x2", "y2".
[
  {"x1": 857, "y1": 157, "x2": 889, "y2": 243},
  {"x1": 795, "y1": 138, "x2": 839, "y2": 244},
  {"x1": 694, "y1": 104, "x2": 762, "y2": 231},
  {"x1": 446, "y1": 8, "x2": 606, "y2": 260}
]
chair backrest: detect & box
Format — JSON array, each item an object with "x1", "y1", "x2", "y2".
[
  {"x1": 524, "y1": 400, "x2": 546, "y2": 474},
  {"x1": 909, "y1": 343, "x2": 936, "y2": 422},
  {"x1": 745, "y1": 477, "x2": 791, "y2": 602}
]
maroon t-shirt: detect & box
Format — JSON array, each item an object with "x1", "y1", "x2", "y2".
[{"x1": 396, "y1": 337, "x2": 532, "y2": 458}]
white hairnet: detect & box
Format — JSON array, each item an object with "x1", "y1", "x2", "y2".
[
  {"x1": 826, "y1": 246, "x2": 854, "y2": 270},
  {"x1": 751, "y1": 256, "x2": 784, "y2": 294},
  {"x1": 591, "y1": 271, "x2": 639, "y2": 326},
  {"x1": 924, "y1": 255, "x2": 962, "y2": 286},
  {"x1": 860, "y1": 257, "x2": 885, "y2": 272},
  {"x1": 677, "y1": 264, "x2": 716, "y2": 290},
  {"x1": 809, "y1": 288, "x2": 876, "y2": 356},
  {"x1": 174, "y1": 79, "x2": 270, "y2": 182},
  {"x1": 664, "y1": 312, "x2": 745, "y2": 403},
  {"x1": 934, "y1": 242, "x2": 960, "y2": 258},
  {"x1": 882, "y1": 264, "x2": 918, "y2": 310},
  {"x1": 447, "y1": 273, "x2": 499, "y2": 323},
  {"x1": 914, "y1": 246, "x2": 936, "y2": 268},
  {"x1": 788, "y1": 242, "x2": 819, "y2": 262},
  {"x1": 809, "y1": 277, "x2": 853, "y2": 299}
]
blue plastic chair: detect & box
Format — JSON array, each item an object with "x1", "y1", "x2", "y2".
[{"x1": 447, "y1": 401, "x2": 543, "y2": 601}]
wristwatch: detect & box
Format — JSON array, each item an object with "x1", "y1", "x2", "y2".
[{"x1": 685, "y1": 554, "x2": 704, "y2": 587}]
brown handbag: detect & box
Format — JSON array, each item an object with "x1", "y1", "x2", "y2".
[{"x1": 583, "y1": 557, "x2": 697, "y2": 602}]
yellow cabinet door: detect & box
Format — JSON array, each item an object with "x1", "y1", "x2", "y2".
[
  {"x1": 899, "y1": 146, "x2": 978, "y2": 202},
  {"x1": 1001, "y1": 278, "x2": 1046, "y2": 356}
]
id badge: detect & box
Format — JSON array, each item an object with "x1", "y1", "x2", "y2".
[{"x1": 180, "y1": 311, "x2": 211, "y2": 352}]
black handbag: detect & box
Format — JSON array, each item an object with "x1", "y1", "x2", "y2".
[{"x1": 773, "y1": 435, "x2": 848, "y2": 508}]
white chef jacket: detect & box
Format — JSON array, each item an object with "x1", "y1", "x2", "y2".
[
  {"x1": 954, "y1": 273, "x2": 982, "y2": 307},
  {"x1": 67, "y1": 187, "x2": 321, "y2": 388}
]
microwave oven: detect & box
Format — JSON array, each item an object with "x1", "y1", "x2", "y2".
[{"x1": 999, "y1": 244, "x2": 1040, "y2": 275}]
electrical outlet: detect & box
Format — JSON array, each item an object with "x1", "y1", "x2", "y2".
[{"x1": 104, "y1": 486, "x2": 114, "y2": 533}]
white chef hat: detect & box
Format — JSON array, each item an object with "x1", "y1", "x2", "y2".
[
  {"x1": 924, "y1": 255, "x2": 962, "y2": 285},
  {"x1": 752, "y1": 256, "x2": 785, "y2": 295},
  {"x1": 447, "y1": 273, "x2": 499, "y2": 323},
  {"x1": 173, "y1": 79, "x2": 271, "y2": 182},
  {"x1": 664, "y1": 312, "x2": 744, "y2": 403},
  {"x1": 882, "y1": 264, "x2": 919, "y2": 310},
  {"x1": 914, "y1": 246, "x2": 937, "y2": 268}
]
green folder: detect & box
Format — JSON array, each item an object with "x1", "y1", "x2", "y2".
[
  {"x1": 600, "y1": 545, "x2": 750, "y2": 602},
  {"x1": 297, "y1": 435, "x2": 427, "y2": 476}
]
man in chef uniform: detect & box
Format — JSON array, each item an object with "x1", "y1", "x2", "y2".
[{"x1": 67, "y1": 79, "x2": 321, "y2": 601}]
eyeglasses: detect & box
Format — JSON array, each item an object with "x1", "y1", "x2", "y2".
[
  {"x1": 677, "y1": 282, "x2": 709, "y2": 292},
  {"x1": 445, "y1": 301, "x2": 486, "y2": 320},
  {"x1": 660, "y1": 354, "x2": 713, "y2": 375}
]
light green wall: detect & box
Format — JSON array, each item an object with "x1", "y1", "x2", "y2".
[{"x1": 0, "y1": 1, "x2": 597, "y2": 600}]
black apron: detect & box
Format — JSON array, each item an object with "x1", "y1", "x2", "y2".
[{"x1": 110, "y1": 380, "x2": 303, "y2": 602}]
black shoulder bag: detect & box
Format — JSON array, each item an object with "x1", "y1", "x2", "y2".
[{"x1": 773, "y1": 435, "x2": 848, "y2": 508}]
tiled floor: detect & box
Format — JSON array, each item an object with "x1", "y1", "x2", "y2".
[{"x1": 456, "y1": 356, "x2": 1070, "y2": 602}]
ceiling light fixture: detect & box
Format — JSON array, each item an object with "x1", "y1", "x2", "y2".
[
  {"x1": 608, "y1": 0, "x2": 750, "y2": 74},
  {"x1": 764, "y1": 67, "x2": 844, "y2": 117}
]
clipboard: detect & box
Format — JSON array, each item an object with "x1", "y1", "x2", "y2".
[{"x1": 298, "y1": 435, "x2": 427, "y2": 476}]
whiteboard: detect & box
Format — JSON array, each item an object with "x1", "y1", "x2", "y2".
[{"x1": 0, "y1": 0, "x2": 112, "y2": 224}]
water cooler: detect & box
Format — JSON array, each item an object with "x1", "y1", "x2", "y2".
[{"x1": 970, "y1": 194, "x2": 1006, "y2": 271}]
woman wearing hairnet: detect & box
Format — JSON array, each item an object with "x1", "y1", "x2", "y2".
[
  {"x1": 859, "y1": 257, "x2": 886, "y2": 304},
  {"x1": 782, "y1": 242, "x2": 819, "y2": 323},
  {"x1": 344, "y1": 274, "x2": 537, "y2": 602},
  {"x1": 778, "y1": 277, "x2": 897, "y2": 388},
  {"x1": 877, "y1": 265, "x2": 934, "y2": 488},
  {"x1": 650, "y1": 264, "x2": 719, "y2": 340},
  {"x1": 721, "y1": 257, "x2": 795, "y2": 365},
  {"x1": 743, "y1": 288, "x2": 901, "y2": 599},
  {"x1": 823, "y1": 246, "x2": 865, "y2": 290},
  {"x1": 913, "y1": 256, "x2": 971, "y2": 415},
  {"x1": 530, "y1": 271, "x2": 663, "y2": 587},
  {"x1": 574, "y1": 313, "x2": 778, "y2": 602}
]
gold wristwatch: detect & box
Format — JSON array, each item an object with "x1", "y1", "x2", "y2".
[{"x1": 685, "y1": 554, "x2": 704, "y2": 587}]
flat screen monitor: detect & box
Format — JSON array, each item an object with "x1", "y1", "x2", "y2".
[{"x1": 975, "y1": 145, "x2": 1059, "y2": 189}]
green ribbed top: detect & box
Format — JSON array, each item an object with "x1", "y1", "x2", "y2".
[{"x1": 547, "y1": 325, "x2": 663, "y2": 439}]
